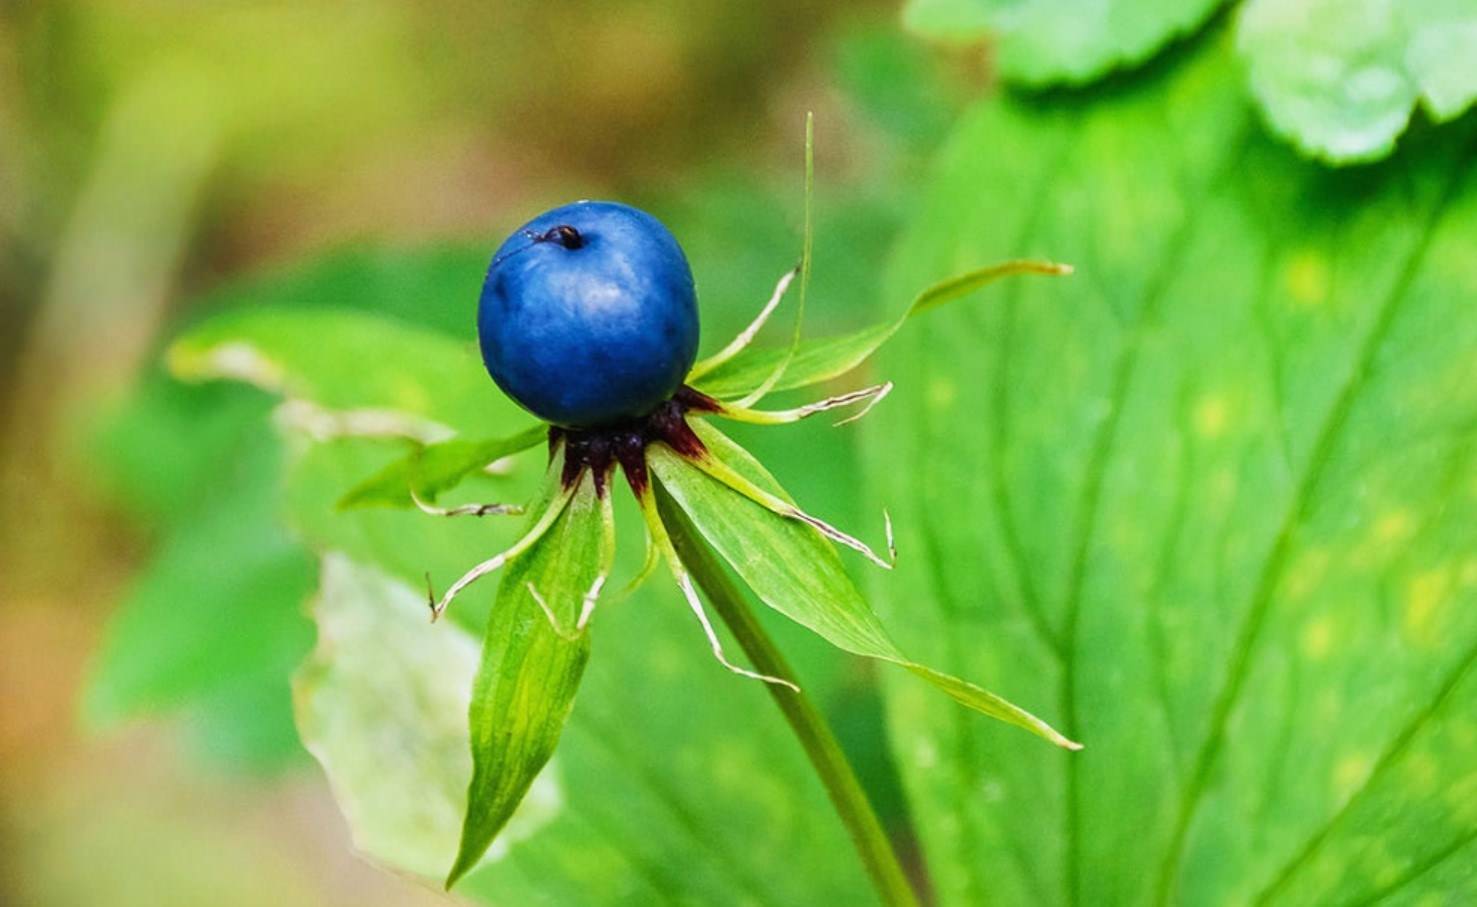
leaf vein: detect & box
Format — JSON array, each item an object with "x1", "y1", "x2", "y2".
[
  {"x1": 1060, "y1": 125, "x2": 1258, "y2": 907},
  {"x1": 1152, "y1": 144, "x2": 1473, "y2": 905}
]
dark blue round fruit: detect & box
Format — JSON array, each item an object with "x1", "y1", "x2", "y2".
[{"x1": 478, "y1": 201, "x2": 700, "y2": 428}]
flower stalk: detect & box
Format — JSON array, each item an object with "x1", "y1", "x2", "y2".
[{"x1": 656, "y1": 487, "x2": 923, "y2": 907}]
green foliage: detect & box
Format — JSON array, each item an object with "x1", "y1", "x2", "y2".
[
  {"x1": 903, "y1": 0, "x2": 1477, "y2": 164},
  {"x1": 870, "y1": 27, "x2": 1477, "y2": 906},
  {"x1": 295, "y1": 555, "x2": 523, "y2": 880},
  {"x1": 449, "y1": 471, "x2": 608, "y2": 886},
  {"x1": 87, "y1": 9, "x2": 1477, "y2": 900},
  {"x1": 294, "y1": 554, "x2": 876, "y2": 905},
  {"x1": 84, "y1": 377, "x2": 315, "y2": 769},
  {"x1": 81, "y1": 247, "x2": 515, "y2": 770},
  {"x1": 88, "y1": 171, "x2": 914, "y2": 900},
  {"x1": 693, "y1": 261, "x2": 1068, "y2": 399},
  {"x1": 653, "y1": 421, "x2": 1077, "y2": 749},
  {"x1": 1239, "y1": 0, "x2": 1477, "y2": 162},
  {"x1": 339, "y1": 427, "x2": 546, "y2": 509},
  {"x1": 169, "y1": 307, "x2": 530, "y2": 440},
  {"x1": 902, "y1": 0, "x2": 1228, "y2": 85},
  {"x1": 831, "y1": 21, "x2": 961, "y2": 150}
]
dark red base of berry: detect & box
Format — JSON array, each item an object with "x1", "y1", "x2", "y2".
[{"x1": 549, "y1": 385, "x2": 719, "y2": 497}]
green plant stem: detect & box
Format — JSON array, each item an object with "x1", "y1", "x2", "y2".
[{"x1": 656, "y1": 488, "x2": 923, "y2": 907}]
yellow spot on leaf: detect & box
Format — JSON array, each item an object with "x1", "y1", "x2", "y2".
[
  {"x1": 1284, "y1": 250, "x2": 1330, "y2": 306},
  {"x1": 1348, "y1": 508, "x2": 1419, "y2": 570},
  {"x1": 1450, "y1": 773, "x2": 1477, "y2": 824},
  {"x1": 1460, "y1": 558, "x2": 1477, "y2": 587},
  {"x1": 1193, "y1": 394, "x2": 1230, "y2": 439},
  {"x1": 1366, "y1": 848, "x2": 1404, "y2": 889},
  {"x1": 1300, "y1": 617, "x2": 1334, "y2": 661},
  {"x1": 1403, "y1": 751, "x2": 1439, "y2": 793},
  {"x1": 1374, "y1": 509, "x2": 1415, "y2": 544},
  {"x1": 1209, "y1": 467, "x2": 1237, "y2": 508},
  {"x1": 1333, "y1": 753, "x2": 1372, "y2": 798},
  {"x1": 1284, "y1": 548, "x2": 1331, "y2": 601},
  {"x1": 927, "y1": 378, "x2": 956, "y2": 410},
  {"x1": 1402, "y1": 568, "x2": 1453, "y2": 645}
]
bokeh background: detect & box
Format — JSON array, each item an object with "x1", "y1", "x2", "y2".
[
  {"x1": 10, "y1": 2, "x2": 1477, "y2": 905},
  {"x1": 0, "y1": 2, "x2": 975, "y2": 903}
]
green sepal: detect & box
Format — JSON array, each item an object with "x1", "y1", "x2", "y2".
[
  {"x1": 692, "y1": 259, "x2": 1070, "y2": 400},
  {"x1": 338, "y1": 425, "x2": 546, "y2": 510},
  {"x1": 447, "y1": 467, "x2": 611, "y2": 887},
  {"x1": 649, "y1": 419, "x2": 1079, "y2": 750}
]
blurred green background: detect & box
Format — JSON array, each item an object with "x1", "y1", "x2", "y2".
[
  {"x1": 7, "y1": 1, "x2": 1477, "y2": 905},
  {"x1": 0, "y1": 2, "x2": 969, "y2": 903}
]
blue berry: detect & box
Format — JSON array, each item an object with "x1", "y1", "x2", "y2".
[{"x1": 478, "y1": 201, "x2": 700, "y2": 428}]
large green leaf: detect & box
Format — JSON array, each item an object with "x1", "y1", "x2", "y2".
[
  {"x1": 169, "y1": 307, "x2": 532, "y2": 441},
  {"x1": 1239, "y1": 0, "x2": 1477, "y2": 163},
  {"x1": 868, "y1": 28, "x2": 1477, "y2": 906},
  {"x1": 168, "y1": 303, "x2": 547, "y2": 513},
  {"x1": 651, "y1": 419, "x2": 1077, "y2": 749},
  {"x1": 295, "y1": 554, "x2": 564, "y2": 880},
  {"x1": 903, "y1": 0, "x2": 1477, "y2": 166},
  {"x1": 902, "y1": 0, "x2": 1228, "y2": 86}
]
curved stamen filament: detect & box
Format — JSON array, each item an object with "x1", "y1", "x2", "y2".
[
  {"x1": 524, "y1": 570, "x2": 609, "y2": 641},
  {"x1": 633, "y1": 481, "x2": 798, "y2": 691},
  {"x1": 611, "y1": 523, "x2": 663, "y2": 606},
  {"x1": 509, "y1": 480, "x2": 614, "y2": 638},
  {"x1": 731, "y1": 113, "x2": 815, "y2": 410},
  {"x1": 687, "y1": 266, "x2": 799, "y2": 381},
  {"x1": 577, "y1": 490, "x2": 617, "y2": 631},
  {"x1": 426, "y1": 482, "x2": 577, "y2": 621},
  {"x1": 525, "y1": 582, "x2": 580, "y2": 641},
  {"x1": 674, "y1": 571, "x2": 799, "y2": 691},
  {"x1": 684, "y1": 451, "x2": 895, "y2": 570},
  {"x1": 716, "y1": 382, "x2": 893, "y2": 427},
  {"x1": 411, "y1": 489, "x2": 524, "y2": 518}
]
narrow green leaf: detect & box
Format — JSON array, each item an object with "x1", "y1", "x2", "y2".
[
  {"x1": 1238, "y1": 0, "x2": 1477, "y2": 163},
  {"x1": 448, "y1": 470, "x2": 610, "y2": 887},
  {"x1": 692, "y1": 260, "x2": 1069, "y2": 400},
  {"x1": 168, "y1": 307, "x2": 525, "y2": 441},
  {"x1": 338, "y1": 424, "x2": 547, "y2": 510},
  {"x1": 649, "y1": 419, "x2": 1078, "y2": 749},
  {"x1": 902, "y1": 0, "x2": 1227, "y2": 87}
]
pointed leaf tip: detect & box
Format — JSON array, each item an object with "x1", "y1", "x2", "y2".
[
  {"x1": 651, "y1": 421, "x2": 1075, "y2": 749},
  {"x1": 694, "y1": 258, "x2": 1073, "y2": 400},
  {"x1": 447, "y1": 472, "x2": 607, "y2": 886}
]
